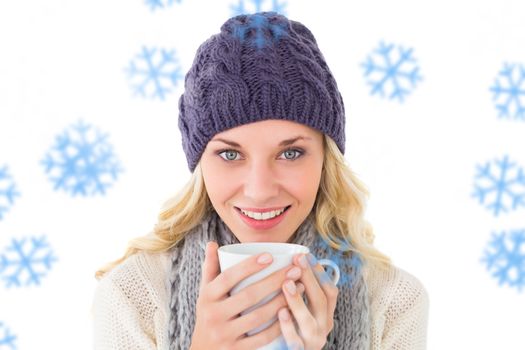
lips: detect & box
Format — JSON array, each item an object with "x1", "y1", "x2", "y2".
[{"x1": 235, "y1": 205, "x2": 291, "y2": 230}]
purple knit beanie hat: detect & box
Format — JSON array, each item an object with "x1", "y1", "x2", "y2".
[{"x1": 178, "y1": 11, "x2": 346, "y2": 172}]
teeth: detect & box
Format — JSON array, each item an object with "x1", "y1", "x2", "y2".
[{"x1": 240, "y1": 207, "x2": 286, "y2": 220}]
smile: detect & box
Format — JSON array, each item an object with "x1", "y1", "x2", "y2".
[{"x1": 235, "y1": 205, "x2": 291, "y2": 230}]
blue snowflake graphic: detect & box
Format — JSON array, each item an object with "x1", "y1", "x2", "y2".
[
  {"x1": 490, "y1": 63, "x2": 525, "y2": 121},
  {"x1": 313, "y1": 237, "x2": 363, "y2": 290},
  {"x1": 0, "y1": 235, "x2": 58, "y2": 288},
  {"x1": 471, "y1": 155, "x2": 525, "y2": 216},
  {"x1": 124, "y1": 46, "x2": 183, "y2": 100},
  {"x1": 231, "y1": 0, "x2": 287, "y2": 16},
  {"x1": 145, "y1": 0, "x2": 181, "y2": 11},
  {"x1": 0, "y1": 165, "x2": 21, "y2": 221},
  {"x1": 361, "y1": 41, "x2": 423, "y2": 103},
  {"x1": 41, "y1": 120, "x2": 123, "y2": 197},
  {"x1": 0, "y1": 321, "x2": 17, "y2": 349},
  {"x1": 271, "y1": 237, "x2": 362, "y2": 350},
  {"x1": 481, "y1": 228, "x2": 525, "y2": 293},
  {"x1": 230, "y1": 12, "x2": 288, "y2": 49}
]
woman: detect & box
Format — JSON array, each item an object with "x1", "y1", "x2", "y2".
[{"x1": 92, "y1": 11, "x2": 429, "y2": 350}]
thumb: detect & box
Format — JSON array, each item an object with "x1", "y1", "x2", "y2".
[{"x1": 201, "y1": 241, "x2": 220, "y2": 285}]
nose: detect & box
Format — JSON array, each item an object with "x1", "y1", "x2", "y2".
[{"x1": 242, "y1": 160, "x2": 279, "y2": 203}]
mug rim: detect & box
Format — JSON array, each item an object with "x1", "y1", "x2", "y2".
[{"x1": 218, "y1": 242, "x2": 308, "y2": 255}]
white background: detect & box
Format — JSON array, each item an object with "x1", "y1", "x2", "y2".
[{"x1": 0, "y1": 0, "x2": 524, "y2": 349}]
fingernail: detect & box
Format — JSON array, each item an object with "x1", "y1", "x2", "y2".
[
  {"x1": 279, "y1": 308, "x2": 290, "y2": 321},
  {"x1": 257, "y1": 253, "x2": 273, "y2": 264},
  {"x1": 284, "y1": 280, "x2": 296, "y2": 295},
  {"x1": 286, "y1": 266, "x2": 301, "y2": 279},
  {"x1": 298, "y1": 254, "x2": 309, "y2": 269},
  {"x1": 307, "y1": 253, "x2": 317, "y2": 266}
]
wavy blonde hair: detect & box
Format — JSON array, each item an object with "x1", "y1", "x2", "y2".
[{"x1": 95, "y1": 135, "x2": 391, "y2": 280}]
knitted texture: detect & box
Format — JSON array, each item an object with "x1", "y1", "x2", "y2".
[
  {"x1": 178, "y1": 11, "x2": 346, "y2": 172},
  {"x1": 366, "y1": 266, "x2": 429, "y2": 350},
  {"x1": 91, "y1": 245, "x2": 430, "y2": 349},
  {"x1": 167, "y1": 210, "x2": 370, "y2": 350}
]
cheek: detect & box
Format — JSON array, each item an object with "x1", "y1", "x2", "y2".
[
  {"x1": 202, "y1": 166, "x2": 241, "y2": 205},
  {"x1": 201, "y1": 160, "x2": 222, "y2": 203},
  {"x1": 281, "y1": 165, "x2": 322, "y2": 201}
]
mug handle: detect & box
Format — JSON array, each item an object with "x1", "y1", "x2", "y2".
[{"x1": 317, "y1": 259, "x2": 340, "y2": 286}]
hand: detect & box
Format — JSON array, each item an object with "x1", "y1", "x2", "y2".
[
  {"x1": 190, "y1": 241, "x2": 306, "y2": 350},
  {"x1": 277, "y1": 253, "x2": 339, "y2": 350}
]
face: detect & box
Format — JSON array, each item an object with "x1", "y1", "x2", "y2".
[{"x1": 200, "y1": 119, "x2": 324, "y2": 243}]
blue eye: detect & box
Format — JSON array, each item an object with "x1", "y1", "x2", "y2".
[
  {"x1": 280, "y1": 149, "x2": 304, "y2": 160},
  {"x1": 216, "y1": 148, "x2": 304, "y2": 162},
  {"x1": 218, "y1": 150, "x2": 240, "y2": 161}
]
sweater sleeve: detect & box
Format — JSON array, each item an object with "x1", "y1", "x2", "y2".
[
  {"x1": 92, "y1": 274, "x2": 158, "y2": 350},
  {"x1": 92, "y1": 252, "x2": 163, "y2": 350},
  {"x1": 380, "y1": 269, "x2": 429, "y2": 350}
]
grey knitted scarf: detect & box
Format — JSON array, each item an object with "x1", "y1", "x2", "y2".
[{"x1": 168, "y1": 210, "x2": 370, "y2": 349}]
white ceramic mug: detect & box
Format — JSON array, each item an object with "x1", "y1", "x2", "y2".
[{"x1": 217, "y1": 242, "x2": 340, "y2": 350}]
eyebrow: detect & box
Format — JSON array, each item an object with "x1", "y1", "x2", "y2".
[{"x1": 211, "y1": 136, "x2": 312, "y2": 148}]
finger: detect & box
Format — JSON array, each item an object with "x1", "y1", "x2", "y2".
[
  {"x1": 294, "y1": 253, "x2": 329, "y2": 325},
  {"x1": 282, "y1": 279, "x2": 316, "y2": 337},
  {"x1": 201, "y1": 241, "x2": 220, "y2": 285},
  {"x1": 207, "y1": 248, "x2": 274, "y2": 301},
  {"x1": 278, "y1": 307, "x2": 305, "y2": 350},
  {"x1": 305, "y1": 254, "x2": 339, "y2": 329},
  {"x1": 297, "y1": 282, "x2": 305, "y2": 295},
  {"x1": 223, "y1": 264, "x2": 303, "y2": 323}
]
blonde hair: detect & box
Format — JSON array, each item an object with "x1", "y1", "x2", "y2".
[{"x1": 95, "y1": 135, "x2": 391, "y2": 280}]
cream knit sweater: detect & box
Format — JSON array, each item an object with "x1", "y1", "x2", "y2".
[{"x1": 92, "y1": 251, "x2": 429, "y2": 350}]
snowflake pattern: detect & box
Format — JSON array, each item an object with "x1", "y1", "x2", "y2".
[
  {"x1": 313, "y1": 236, "x2": 363, "y2": 290},
  {"x1": 231, "y1": 0, "x2": 287, "y2": 16},
  {"x1": 230, "y1": 12, "x2": 288, "y2": 49},
  {"x1": 0, "y1": 236, "x2": 58, "y2": 288},
  {"x1": 481, "y1": 229, "x2": 525, "y2": 293},
  {"x1": 0, "y1": 321, "x2": 17, "y2": 349},
  {"x1": 145, "y1": 0, "x2": 181, "y2": 11},
  {"x1": 124, "y1": 46, "x2": 183, "y2": 100},
  {"x1": 471, "y1": 155, "x2": 525, "y2": 216},
  {"x1": 489, "y1": 63, "x2": 525, "y2": 120},
  {"x1": 0, "y1": 165, "x2": 21, "y2": 221},
  {"x1": 270, "y1": 237, "x2": 363, "y2": 350},
  {"x1": 361, "y1": 41, "x2": 423, "y2": 103},
  {"x1": 41, "y1": 120, "x2": 123, "y2": 197}
]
